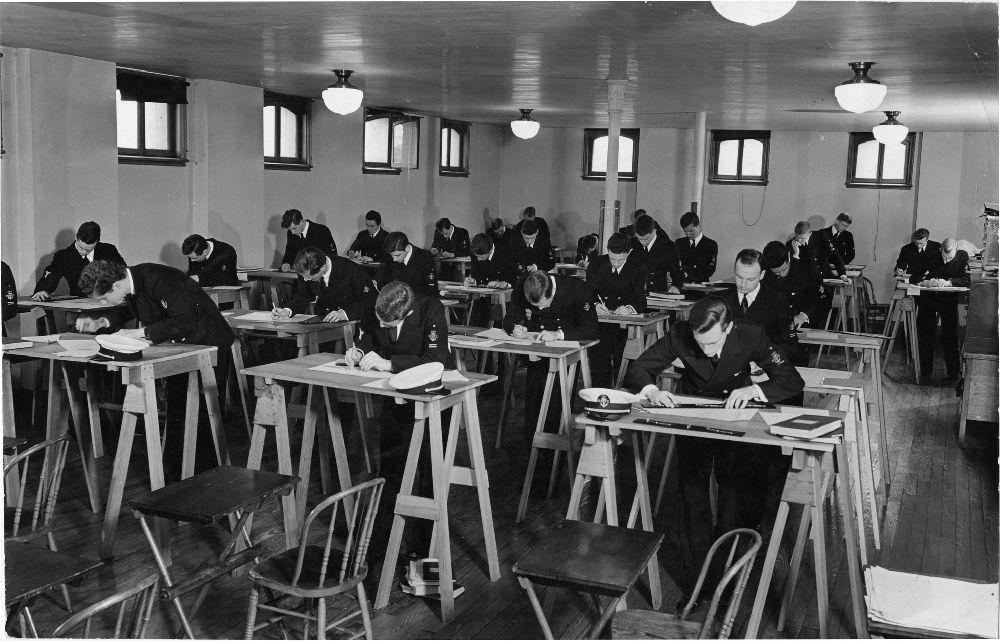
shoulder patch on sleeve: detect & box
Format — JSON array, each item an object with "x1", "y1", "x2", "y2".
[{"x1": 770, "y1": 348, "x2": 784, "y2": 365}]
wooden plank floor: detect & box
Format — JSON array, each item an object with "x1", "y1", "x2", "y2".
[{"x1": 8, "y1": 338, "x2": 998, "y2": 639}]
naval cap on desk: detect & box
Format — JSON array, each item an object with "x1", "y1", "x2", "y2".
[
  {"x1": 389, "y1": 362, "x2": 449, "y2": 395},
  {"x1": 578, "y1": 388, "x2": 641, "y2": 421},
  {"x1": 93, "y1": 334, "x2": 148, "y2": 362}
]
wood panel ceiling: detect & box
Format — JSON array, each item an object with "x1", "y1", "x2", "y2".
[{"x1": 1, "y1": 1, "x2": 997, "y2": 131}]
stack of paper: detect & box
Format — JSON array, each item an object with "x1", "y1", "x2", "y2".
[{"x1": 864, "y1": 566, "x2": 999, "y2": 638}]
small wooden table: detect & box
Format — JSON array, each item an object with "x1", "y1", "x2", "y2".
[
  {"x1": 242, "y1": 353, "x2": 501, "y2": 623},
  {"x1": 645, "y1": 296, "x2": 694, "y2": 321},
  {"x1": 597, "y1": 311, "x2": 669, "y2": 387},
  {"x1": 202, "y1": 284, "x2": 252, "y2": 310},
  {"x1": 551, "y1": 262, "x2": 587, "y2": 278},
  {"x1": 435, "y1": 256, "x2": 472, "y2": 279},
  {"x1": 237, "y1": 268, "x2": 299, "y2": 309},
  {"x1": 348, "y1": 258, "x2": 383, "y2": 272},
  {"x1": 448, "y1": 325, "x2": 596, "y2": 522},
  {"x1": 439, "y1": 281, "x2": 513, "y2": 321},
  {"x1": 681, "y1": 282, "x2": 728, "y2": 295}
]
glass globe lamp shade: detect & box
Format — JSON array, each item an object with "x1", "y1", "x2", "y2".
[
  {"x1": 322, "y1": 69, "x2": 364, "y2": 115},
  {"x1": 873, "y1": 112, "x2": 909, "y2": 145},
  {"x1": 835, "y1": 62, "x2": 887, "y2": 113},
  {"x1": 511, "y1": 109, "x2": 540, "y2": 139},
  {"x1": 711, "y1": 1, "x2": 796, "y2": 26}
]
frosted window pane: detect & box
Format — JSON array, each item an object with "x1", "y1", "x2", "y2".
[
  {"x1": 449, "y1": 129, "x2": 461, "y2": 165},
  {"x1": 854, "y1": 140, "x2": 880, "y2": 179},
  {"x1": 365, "y1": 118, "x2": 390, "y2": 163},
  {"x1": 591, "y1": 136, "x2": 608, "y2": 173},
  {"x1": 279, "y1": 107, "x2": 297, "y2": 157},
  {"x1": 144, "y1": 102, "x2": 169, "y2": 150},
  {"x1": 619, "y1": 137, "x2": 634, "y2": 173},
  {"x1": 882, "y1": 143, "x2": 906, "y2": 179},
  {"x1": 440, "y1": 128, "x2": 450, "y2": 164},
  {"x1": 717, "y1": 140, "x2": 739, "y2": 175},
  {"x1": 742, "y1": 139, "x2": 763, "y2": 176},
  {"x1": 117, "y1": 96, "x2": 138, "y2": 148},
  {"x1": 263, "y1": 105, "x2": 275, "y2": 156}
]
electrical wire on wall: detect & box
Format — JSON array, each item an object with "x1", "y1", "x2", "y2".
[
  {"x1": 872, "y1": 186, "x2": 881, "y2": 263},
  {"x1": 738, "y1": 182, "x2": 767, "y2": 226}
]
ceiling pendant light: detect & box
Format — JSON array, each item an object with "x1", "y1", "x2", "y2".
[
  {"x1": 835, "y1": 62, "x2": 888, "y2": 114},
  {"x1": 322, "y1": 69, "x2": 364, "y2": 115},
  {"x1": 872, "y1": 111, "x2": 909, "y2": 145},
  {"x1": 710, "y1": 1, "x2": 796, "y2": 26},
  {"x1": 510, "y1": 109, "x2": 540, "y2": 139}
]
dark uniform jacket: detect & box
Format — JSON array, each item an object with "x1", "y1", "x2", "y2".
[
  {"x1": 910, "y1": 250, "x2": 971, "y2": 290},
  {"x1": 115, "y1": 263, "x2": 235, "y2": 351},
  {"x1": 512, "y1": 235, "x2": 557, "y2": 274},
  {"x1": 503, "y1": 274, "x2": 599, "y2": 340},
  {"x1": 630, "y1": 231, "x2": 684, "y2": 293},
  {"x1": 575, "y1": 234, "x2": 600, "y2": 265},
  {"x1": 34, "y1": 242, "x2": 126, "y2": 296},
  {"x1": 348, "y1": 227, "x2": 389, "y2": 262},
  {"x1": 514, "y1": 217, "x2": 551, "y2": 244},
  {"x1": 586, "y1": 253, "x2": 648, "y2": 313},
  {"x1": 355, "y1": 294, "x2": 455, "y2": 371},
  {"x1": 2, "y1": 261, "x2": 17, "y2": 322},
  {"x1": 721, "y1": 287, "x2": 798, "y2": 356},
  {"x1": 470, "y1": 247, "x2": 519, "y2": 285},
  {"x1": 486, "y1": 226, "x2": 515, "y2": 249},
  {"x1": 186, "y1": 238, "x2": 239, "y2": 286},
  {"x1": 282, "y1": 220, "x2": 338, "y2": 265},
  {"x1": 676, "y1": 235, "x2": 719, "y2": 283},
  {"x1": 895, "y1": 240, "x2": 942, "y2": 274},
  {"x1": 376, "y1": 246, "x2": 439, "y2": 297},
  {"x1": 624, "y1": 321, "x2": 804, "y2": 403},
  {"x1": 761, "y1": 260, "x2": 823, "y2": 323},
  {"x1": 787, "y1": 233, "x2": 846, "y2": 280},
  {"x1": 432, "y1": 227, "x2": 471, "y2": 257},
  {"x1": 816, "y1": 227, "x2": 855, "y2": 264},
  {"x1": 287, "y1": 256, "x2": 377, "y2": 319}
]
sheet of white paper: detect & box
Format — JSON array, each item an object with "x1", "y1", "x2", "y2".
[
  {"x1": 757, "y1": 409, "x2": 835, "y2": 426},
  {"x1": 362, "y1": 378, "x2": 394, "y2": 390},
  {"x1": 57, "y1": 339, "x2": 99, "y2": 355},
  {"x1": 209, "y1": 285, "x2": 243, "y2": 290},
  {"x1": 474, "y1": 328, "x2": 539, "y2": 344},
  {"x1": 234, "y1": 311, "x2": 316, "y2": 323},
  {"x1": 449, "y1": 336, "x2": 500, "y2": 348},
  {"x1": 544, "y1": 340, "x2": 581, "y2": 348},
  {"x1": 309, "y1": 361, "x2": 393, "y2": 378},
  {"x1": 23, "y1": 335, "x2": 60, "y2": 343},
  {"x1": 221, "y1": 310, "x2": 237, "y2": 316},
  {"x1": 442, "y1": 370, "x2": 469, "y2": 383},
  {"x1": 640, "y1": 407, "x2": 757, "y2": 422}
]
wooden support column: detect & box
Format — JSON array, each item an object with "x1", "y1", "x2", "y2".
[
  {"x1": 600, "y1": 79, "x2": 628, "y2": 248},
  {"x1": 692, "y1": 110, "x2": 707, "y2": 214}
]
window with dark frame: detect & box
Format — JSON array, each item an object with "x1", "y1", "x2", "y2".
[
  {"x1": 116, "y1": 68, "x2": 188, "y2": 164},
  {"x1": 708, "y1": 130, "x2": 770, "y2": 185},
  {"x1": 264, "y1": 92, "x2": 311, "y2": 170},
  {"x1": 440, "y1": 119, "x2": 470, "y2": 177},
  {"x1": 845, "y1": 132, "x2": 916, "y2": 189},
  {"x1": 583, "y1": 129, "x2": 639, "y2": 181},
  {"x1": 363, "y1": 107, "x2": 420, "y2": 174}
]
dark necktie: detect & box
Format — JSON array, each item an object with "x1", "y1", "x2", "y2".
[
  {"x1": 741, "y1": 295, "x2": 749, "y2": 314},
  {"x1": 710, "y1": 354, "x2": 720, "y2": 367}
]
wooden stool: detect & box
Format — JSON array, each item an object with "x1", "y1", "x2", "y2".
[
  {"x1": 513, "y1": 519, "x2": 663, "y2": 640},
  {"x1": 883, "y1": 292, "x2": 920, "y2": 382},
  {"x1": 817, "y1": 292, "x2": 850, "y2": 367}
]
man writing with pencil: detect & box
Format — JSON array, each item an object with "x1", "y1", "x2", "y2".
[{"x1": 624, "y1": 295, "x2": 803, "y2": 611}]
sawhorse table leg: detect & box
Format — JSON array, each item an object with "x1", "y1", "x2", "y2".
[{"x1": 246, "y1": 380, "x2": 300, "y2": 549}]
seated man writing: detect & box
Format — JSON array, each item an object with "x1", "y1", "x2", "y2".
[{"x1": 272, "y1": 247, "x2": 376, "y2": 323}]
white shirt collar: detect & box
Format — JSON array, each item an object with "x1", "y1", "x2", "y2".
[
  {"x1": 692, "y1": 233, "x2": 703, "y2": 247},
  {"x1": 741, "y1": 284, "x2": 761, "y2": 308},
  {"x1": 402, "y1": 245, "x2": 413, "y2": 266},
  {"x1": 204, "y1": 240, "x2": 214, "y2": 260},
  {"x1": 487, "y1": 246, "x2": 495, "y2": 261},
  {"x1": 300, "y1": 220, "x2": 310, "y2": 237},
  {"x1": 644, "y1": 236, "x2": 656, "y2": 251},
  {"x1": 125, "y1": 268, "x2": 135, "y2": 296},
  {"x1": 322, "y1": 257, "x2": 332, "y2": 287}
]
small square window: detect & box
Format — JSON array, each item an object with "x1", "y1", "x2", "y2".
[
  {"x1": 846, "y1": 132, "x2": 916, "y2": 189},
  {"x1": 440, "y1": 120, "x2": 470, "y2": 177},
  {"x1": 709, "y1": 130, "x2": 770, "y2": 185},
  {"x1": 264, "y1": 92, "x2": 311, "y2": 170},
  {"x1": 116, "y1": 68, "x2": 188, "y2": 165},
  {"x1": 583, "y1": 129, "x2": 639, "y2": 181},
  {"x1": 363, "y1": 108, "x2": 420, "y2": 174}
]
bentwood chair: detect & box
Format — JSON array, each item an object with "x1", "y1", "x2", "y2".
[
  {"x1": 244, "y1": 478, "x2": 384, "y2": 640},
  {"x1": 51, "y1": 575, "x2": 159, "y2": 638},
  {"x1": 4, "y1": 435, "x2": 73, "y2": 611},
  {"x1": 612, "y1": 528, "x2": 762, "y2": 640}
]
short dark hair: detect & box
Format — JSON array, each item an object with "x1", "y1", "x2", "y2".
[
  {"x1": 578, "y1": 233, "x2": 599, "y2": 254},
  {"x1": 522, "y1": 206, "x2": 536, "y2": 219},
  {"x1": 375, "y1": 281, "x2": 414, "y2": 323},
  {"x1": 735, "y1": 248, "x2": 763, "y2": 269},
  {"x1": 181, "y1": 234, "x2": 207, "y2": 256},
  {"x1": 689, "y1": 296, "x2": 731, "y2": 334},
  {"x1": 79, "y1": 259, "x2": 126, "y2": 297},
  {"x1": 383, "y1": 231, "x2": 410, "y2": 254},
  {"x1": 607, "y1": 232, "x2": 630, "y2": 254},
  {"x1": 281, "y1": 209, "x2": 303, "y2": 229},
  {"x1": 836, "y1": 212, "x2": 852, "y2": 225},
  {"x1": 293, "y1": 247, "x2": 327, "y2": 277},
  {"x1": 634, "y1": 214, "x2": 657, "y2": 236},
  {"x1": 77, "y1": 221, "x2": 102, "y2": 245},
  {"x1": 521, "y1": 219, "x2": 539, "y2": 236},
  {"x1": 471, "y1": 233, "x2": 493, "y2": 256},
  {"x1": 435, "y1": 217, "x2": 452, "y2": 233},
  {"x1": 632, "y1": 208, "x2": 647, "y2": 221},
  {"x1": 679, "y1": 212, "x2": 700, "y2": 229},
  {"x1": 491, "y1": 218, "x2": 506, "y2": 231},
  {"x1": 794, "y1": 220, "x2": 810, "y2": 235},
  {"x1": 365, "y1": 210, "x2": 382, "y2": 225},
  {"x1": 912, "y1": 228, "x2": 930, "y2": 241},
  {"x1": 761, "y1": 241, "x2": 789, "y2": 270},
  {"x1": 523, "y1": 270, "x2": 553, "y2": 304}
]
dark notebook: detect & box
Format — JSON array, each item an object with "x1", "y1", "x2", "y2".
[{"x1": 769, "y1": 414, "x2": 842, "y2": 440}]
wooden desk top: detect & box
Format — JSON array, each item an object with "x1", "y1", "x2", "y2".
[
  {"x1": 237, "y1": 267, "x2": 299, "y2": 280},
  {"x1": 598, "y1": 311, "x2": 670, "y2": 327},
  {"x1": 682, "y1": 282, "x2": 728, "y2": 292},
  {"x1": 963, "y1": 337, "x2": 999, "y2": 361},
  {"x1": 348, "y1": 259, "x2": 383, "y2": 269},
  {"x1": 2, "y1": 333, "x2": 218, "y2": 369},
  {"x1": 202, "y1": 284, "x2": 252, "y2": 293},
  {"x1": 241, "y1": 352, "x2": 496, "y2": 400},
  {"x1": 645, "y1": 297, "x2": 693, "y2": 311},
  {"x1": 439, "y1": 281, "x2": 513, "y2": 296},
  {"x1": 797, "y1": 328, "x2": 884, "y2": 348},
  {"x1": 5, "y1": 541, "x2": 103, "y2": 606},
  {"x1": 449, "y1": 325, "x2": 599, "y2": 356},
  {"x1": 224, "y1": 311, "x2": 355, "y2": 335},
  {"x1": 436, "y1": 256, "x2": 472, "y2": 263},
  {"x1": 3, "y1": 436, "x2": 27, "y2": 454},
  {"x1": 16, "y1": 296, "x2": 123, "y2": 313}
]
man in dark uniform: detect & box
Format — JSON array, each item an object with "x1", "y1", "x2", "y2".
[
  {"x1": 279, "y1": 208, "x2": 337, "y2": 272},
  {"x1": 32, "y1": 221, "x2": 126, "y2": 300},
  {"x1": 514, "y1": 206, "x2": 551, "y2": 245},
  {"x1": 465, "y1": 233, "x2": 518, "y2": 327},
  {"x1": 575, "y1": 233, "x2": 600, "y2": 267},
  {"x1": 503, "y1": 270, "x2": 599, "y2": 434},
  {"x1": 625, "y1": 296, "x2": 804, "y2": 606},
  {"x1": 676, "y1": 211, "x2": 719, "y2": 284},
  {"x1": 431, "y1": 217, "x2": 472, "y2": 281},
  {"x1": 347, "y1": 281, "x2": 453, "y2": 562},
  {"x1": 348, "y1": 210, "x2": 390, "y2": 263},
  {"x1": 272, "y1": 247, "x2": 376, "y2": 322},
  {"x1": 513, "y1": 219, "x2": 556, "y2": 274},
  {"x1": 894, "y1": 228, "x2": 941, "y2": 276},
  {"x1": 787, "y1": 220, "x2": 848, "y2": 281},
  {"x1": 76, "y1": 260, "x2": 235, "y2": 480},
  {"x1": 761, "y1": 241, "x2": 824, "y2": 333},
  {"x1": 376, "y1": 231, "x2": 439, "y2": 297},
  {"x1": 486, "y1": 218, "x2": 514, "y2": 249},
  {"x1": 2, "y1": 261, "x2": 17, "y2": 333},
  {"x1": 181, "y1": 234, "x2": 240, "y2": 286},
  {"x1": 618, "y1": 208, "x2": 663, "y2": 237},
  {"x1": 631, "y1": 214, "x2": 683, "y2": 294},
  {"x1": 587, "y1": 232, "x2": 648, "y2": 387},
  {"x1": 721, "y1": 249, "x2": 802, "y2": 368},
  {"x1": 814, "y1": 212, "x2": 856, "y2": 265},
  {"x1": 911, "y1": 238, "x2": 971, "y2": 379}
]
